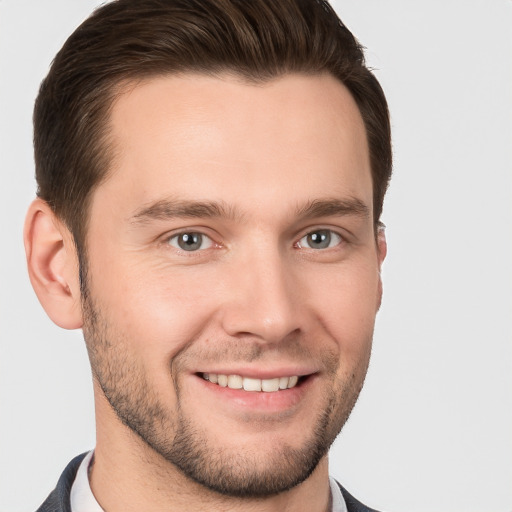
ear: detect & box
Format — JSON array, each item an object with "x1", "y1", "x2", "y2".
[
  {"x1": 375, "y1": 223, "x2": 387, "y2": 310},
  {"x1": 24, "y1": 198, "x2": 83, "y2": 329}
]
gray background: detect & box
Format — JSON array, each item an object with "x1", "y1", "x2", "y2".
[{"x1": 1, "y1": 1, "x2": 511, "y2": 511}]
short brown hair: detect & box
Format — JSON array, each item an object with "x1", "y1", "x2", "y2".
[{"x1": 34, "y1": 0, "x2": 392, "y2": 249}]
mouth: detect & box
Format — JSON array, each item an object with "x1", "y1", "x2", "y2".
[{"x1": 201, "y1": 373, "x2": 302, "y2": 392}]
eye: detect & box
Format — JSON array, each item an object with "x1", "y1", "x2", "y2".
[
  {"x1": 297, "y1": 229, "x2": 342, "y2": 250},
  {"x1": 167, "y1": 232, "x2": 213, "y2": 252}
]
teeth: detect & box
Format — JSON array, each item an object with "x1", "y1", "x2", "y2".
[
  {"x1": 243, "y1": 377, "x2": 261, "y2": 392},
  {"x1": 261, "y1": 378, "x2": 280, "y2": 392},
  {"x1": 279, "y1": 376, "x2": 289, "y2": 389},
  {"x1": 227, "y1": 375, "x2": 243, "y2": 389},
  {"x1": 203, "y1": 373, "x2": 300, "y2": 392}
]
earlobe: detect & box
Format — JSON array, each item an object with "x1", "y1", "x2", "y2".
[{"x1": 24, "y1": 199, "x2": 83, "y2": 329}]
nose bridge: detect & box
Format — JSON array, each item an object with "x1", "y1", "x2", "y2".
[{"x1": 221, "y1": 239, "x2": 301, "y2": 343}]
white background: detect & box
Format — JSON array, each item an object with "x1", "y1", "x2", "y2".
[{"x1": 0, "y1": 1, "x2": 511, "y2": 511}]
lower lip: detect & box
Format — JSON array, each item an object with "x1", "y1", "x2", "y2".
[{"x1": 194, "y1": 375, "x2": 316, "y2": 413}]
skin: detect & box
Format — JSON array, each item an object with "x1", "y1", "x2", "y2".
[{"x1": 25, "y1": 72, "x2": 386, "y2": 512}]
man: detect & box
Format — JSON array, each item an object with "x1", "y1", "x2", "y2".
[{"x1": 24, "y1": 0, "x2": 391, "y2": 510}]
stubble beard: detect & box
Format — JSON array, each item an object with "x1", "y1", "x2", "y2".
[{"x1": 81, "y1": 288, "x2": 370, "y2": 498}]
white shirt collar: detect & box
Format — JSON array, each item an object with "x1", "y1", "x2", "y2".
[
  {"x1": 329, "y1": 476, "x2": 348, "y2": 512},
  {"x1": 70, "y1": 450, "x2": 347, "y2": 512},
  {"x1": 70, "y1": 451, "x2": 104, "y2": 512}
]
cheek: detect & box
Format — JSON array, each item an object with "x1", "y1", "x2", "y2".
[
  {"x1": 87, "y1": 255, "x2": 221, "y2": 362},
  {"x1": 306, "y1": 260, "x2": 380, "y2": 349}
]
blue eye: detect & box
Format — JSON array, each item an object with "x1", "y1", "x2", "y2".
[
  {"x1": 298, "y1": 229, "x2": 342, "y2": 250},
  {"x1": 168, "y1": 232, "x2": 213, "y2": 252}
]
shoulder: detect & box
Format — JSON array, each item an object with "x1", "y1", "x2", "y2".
[
  {"x1": 36, "y1": 453, "x2": 88, "y2": 512},
  {"x1": 337, "y1": 481, "x2": 383, "y2": 512}
]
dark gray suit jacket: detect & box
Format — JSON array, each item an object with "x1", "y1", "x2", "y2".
[{"x1": 37, "y1": 453, "x2": 380, "y2": 512}]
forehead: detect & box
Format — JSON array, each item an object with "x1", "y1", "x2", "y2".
[{"x1": 94, "y1": 72, "x2": 372, "y2": 220}]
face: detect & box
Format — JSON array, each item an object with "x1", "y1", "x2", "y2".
[{"x1": 82, "y1": 73, "x2": 385, "y2": 497}]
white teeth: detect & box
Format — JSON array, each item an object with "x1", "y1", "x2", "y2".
[
  {"x1": 288, "y1": 375, "x2": 298, "y2": 388},
  {"x1": 243, "y1": 377, "x2": 262, "y2": 392},
  {"x1": 279, "y1": 376, "x2": 289, "y2": 389},
  {"x1": 261, "y1": 378, "x2": 280, "y2": 392},
  {"x1": 227, "y1": 375, "x2": 243, "y2": 389},
  {"x1": 203, "y1": 373, "x2": 300, "y2": 392}
]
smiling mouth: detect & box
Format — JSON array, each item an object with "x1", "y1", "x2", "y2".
[{"x1": 201, "y1": 373, "x2": 301, "y2": 392}]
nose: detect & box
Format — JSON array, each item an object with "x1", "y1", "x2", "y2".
[{"x1": 220, "y1": 245, "x2": 302, "y2": 344}]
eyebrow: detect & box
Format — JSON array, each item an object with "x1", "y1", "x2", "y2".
[
  {"x1": 130, "y1": 198, "x2": 243, "y2": 224},
  {"x1": 130, "y1": 196, "x2": 370, "y2": 225},
  {"x1": 296, "y1": 197, "x2": 370, "y2": 221}
]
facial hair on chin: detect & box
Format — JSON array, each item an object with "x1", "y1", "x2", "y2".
[{"x1": 81, "y1": 291, "x2": 370, "y2": 498}]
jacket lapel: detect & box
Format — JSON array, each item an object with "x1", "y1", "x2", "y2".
[{"x1": 36, "y1": 453, "x2": 87, "y2": 512}]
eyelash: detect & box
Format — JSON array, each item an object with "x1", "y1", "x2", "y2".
[
  {"x1": 295, "y1": 229, "x2": 344, "y2": 250},
  {"x1": 163, "y1": 227, "x2": 345, "y2": 254},
  {"x1": 165, "y1": 231, "x2": 217, "y2": 253}
]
